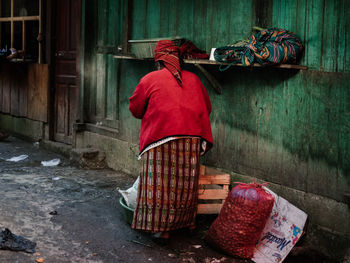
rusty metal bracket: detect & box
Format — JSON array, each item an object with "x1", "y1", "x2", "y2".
[{"x1": 194, "y1": 63, "x2": 222, "y2": 94}]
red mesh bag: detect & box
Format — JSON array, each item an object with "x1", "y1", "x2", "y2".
[{"x1": 205, "y1": 182, "x2": 275, "y2": 259}]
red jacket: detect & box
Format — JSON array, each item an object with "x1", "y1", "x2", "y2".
[{"x1": 129, "y1": 68, "x2": 213, "y2": 154}]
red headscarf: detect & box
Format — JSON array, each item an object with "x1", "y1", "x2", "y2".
[{"x1": 154, "y1": 40, "x2": 182, "y2": 86}]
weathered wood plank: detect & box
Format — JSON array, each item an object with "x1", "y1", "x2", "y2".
[
  {"x1": 18, "y1": 73, "x2": 28, "y2": 117},
  {"x1": 10, "y1": 78, "x2": 19, "y2": 116},
  {"x1": 0, "y1": 77, "x2": 3, "y2": 112},
  {"x1": 54, "y1": 83, "x2": 66, "y2": 134},
  {"x1": 159, "y1": 0, "x2": 170, "y2": 37},
  {"x1": 146, "y1": 0, "x2": 160, "y2": 38},
  {"x1": 304, "y1": 0, "x2": 324, "y2": 70},
  {"x1": 27, "y1": 64, "x2": 49, "y2": 122},
  {"x1": 97, "y1": 0, "x2": 108, "y2": 47},
  {"x1": 295, "y1": 0, "x2": 307, "y2": 66},
  {"x1": 68, "y1": 84, "x2": 79, "y2": 136},
  {"x1": 2, "y1": 75, "x2": 11, "y2": 114},
  {"x1": 279, "y1": 72, "x2": 308, "y2": 190},
  {"x1": 130, "y1": 0, "x2": 146, "y2": 39},
  {"x1": 166, "y1": 0, "x2": 177, "y2": 38},
  {"x1": 321, "y1": 0, "x2": 339, "y2": 72},
  {"x1": 192, "y1": 0, "x2": 207, "y2": 52},
  {"x1": 96, "y1": 53, "x2": 107, "y2": 118},
  {"x1": 339, "y1": 1, "x2": 348, "y2": 71},
  {"x1": 198, "y1": 175, "x2": 230, "y2": 185},
  {"x1": 199, "y1": 165, "x2": 206, "y2": 176},
  {"x1": 197, "y1": 204, "x2": 223, "y2": 214},
  {"x1": 345, "y1": 0, "x2": 350, "y2": 72},
  {"x1": 253, "y1": 0, "x2": 273, "y2": 29},
  {"x1": 106, "y1": 54, "x2": 118, "y2": 123},
  {"x1": 198, "y1": 189, "x2": 229, "y2": 200},
  {"x1": 121, "y1": 0, "x2": 130, "y2": 53},
  {"x1": 107, "y1": 0, "x2": 118, "y2": 46},
  {"x1": 176, "y1": 0, "x2": 193, "y2": 40}
]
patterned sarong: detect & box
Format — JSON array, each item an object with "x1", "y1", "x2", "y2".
[
  {"x1": 132, "y1": 137, "x2": 201, "y2": 232},
  {"x1": 242, "y1": 27, "x2": 303, "y2": 66},
  {"x1": 214, "y1": 28, "x2": 303, "y2": 71}
]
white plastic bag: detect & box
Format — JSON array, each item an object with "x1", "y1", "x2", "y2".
[
  {"x1": 6, "y1": 155, "x2": 28, "y2": 162},
  {"x1": 118, "y1": 177, "x2": 139, "y2": 209},
  {"x1": 41, "y1": 158, "x2": 61, "y2": 166},
  {"x1": 252, "y1": 188, "x2": 308, "y2": 263}
]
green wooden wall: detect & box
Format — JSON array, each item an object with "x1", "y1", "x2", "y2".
[
  {"x1": 82, "y1": 0, "x2": 350, "y2": 204},
  {"x1": 82, "y1": 0, "x2": 124, "y2": 128}
]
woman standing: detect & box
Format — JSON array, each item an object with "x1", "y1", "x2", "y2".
[{"x1": 129, "y1": 40, "x2": 213, "y2": 239}]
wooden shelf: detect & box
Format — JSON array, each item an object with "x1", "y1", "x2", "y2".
[
  {"x1": 113, "y1": 55, "x2": 308, "y2": 70},
  {"x1": 114, "y1": 54, "x2": 307, "y2": 95}
]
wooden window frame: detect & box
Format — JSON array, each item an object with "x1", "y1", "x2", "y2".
[{"x1": 0, "y1": 0, "x2": 43, "y2": 63}]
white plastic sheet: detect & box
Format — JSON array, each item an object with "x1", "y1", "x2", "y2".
[
  {"x1": 6, "y1": 155, "x2": 28, "y2": 162},
  {"x1": 252, "y1": 188, "x2": 308, "y2": 263},
  {"x1": 41, "y1": 158, "x2": 60, "y2": 167}
]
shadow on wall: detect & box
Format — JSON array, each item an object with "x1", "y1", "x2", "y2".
[{"x1": 188, "y1": 64, "x2": 350, "y2": 187}]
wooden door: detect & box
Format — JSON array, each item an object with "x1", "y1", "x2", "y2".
[{"x1": 54, "y1": 0, "x2": 81, "y2": 144}]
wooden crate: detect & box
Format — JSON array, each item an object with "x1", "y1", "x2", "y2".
[{"x1": 197, "y1": 165, "x2": 230, "y2": 214}]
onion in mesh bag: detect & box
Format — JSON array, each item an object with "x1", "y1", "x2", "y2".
[{"x1": 205, "y1": 182, "x2": 274, "y2": 259}]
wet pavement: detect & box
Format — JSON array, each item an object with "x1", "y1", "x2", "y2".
[
  {"x1": 0, "y1": 137, "x2": 245, "y2": 263},
  {"x1": 0, "y1": 137, "x2": 332, "y2": 263}
]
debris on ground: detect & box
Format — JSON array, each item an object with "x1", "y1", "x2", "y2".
[
  {"x1": 70, "y1": 148, "x2": 107, "y2": 169},
  {"x1": 41, "y1": 158, "x2": 60, "y2": 167},
  {"x1": 0, "y1": 131, "x2": 9, "y2": 141},
  {"x1": 204, "y1": 257, "x2": 227, "y2": 263},
  {"x1": 168, "y1": 253, "x2": 176, "y2": 258},
  {"x1": 192, "y1": 245, "x2": 202, "y2": 249},
  {"x1": 0, "y1": 228, "x2": 36, "y2": 253},
  {"x1": 129, "y1": 240, "x2": 152, "y2": 248},
  {"x1": 19, "y1": 185, "x2": 28, "y2": 191},
  {"x1": 49, "y1": 211, "x2": 58, "y2": 215},
  {"x1": 52, "y1": 177, "x2": 61, "y2": 181},
  {"x1": 182, "y1": 257, "x2": 196, "y2": 263},
  {"x1": 36, "y1": 257, "x2": 45, "y2": 263},
  {"x1": 6, "y1": 155, "x2": 28, "y2": 162},
  {"x1": 180, "y1": 252, "x2": 195, "y2": 257}
]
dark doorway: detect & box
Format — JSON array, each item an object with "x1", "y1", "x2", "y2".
[{"x1": 53, "y1": 0, "x2": 81, "y2": 144}]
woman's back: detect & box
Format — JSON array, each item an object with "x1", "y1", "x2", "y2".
[{"x1": 129, "y1": 68, "x2": 213, "y2": 153}]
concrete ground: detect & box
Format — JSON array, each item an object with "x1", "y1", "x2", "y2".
[{"x1": 0, "y1": 137, "x2": 332, "y2": 263}]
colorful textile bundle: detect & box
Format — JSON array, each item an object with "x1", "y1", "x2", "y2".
[
  {"x1": 214, "y1": 28, "x2": 303, "y2": 70},
  {"x1": 213, "y1": 43, "x2": 247, "y2": 71},
  {"x1": 242, "y1": 27, "x2": 303, "y2": 66}
]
